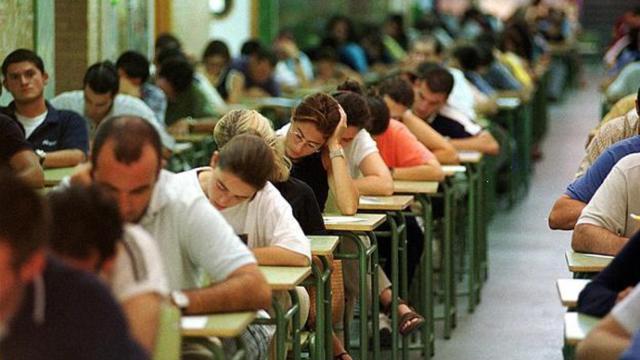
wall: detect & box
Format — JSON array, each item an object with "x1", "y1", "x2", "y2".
[
  {"x1": 209, "y1": 0, "x2": 253, "y2": 56},
  {"x1": 56, "y1": 0, "x2": 87, "y2": 93},
  {"x1": 171, "y1": 0, "x2": 210, "y2": 58},
  {"x1": 0, "y1": 0, "x2": 35, "y2": 104}
]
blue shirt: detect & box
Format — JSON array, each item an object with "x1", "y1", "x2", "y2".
[
  {"x1": 565, "y1": 135, "x2": 640, "y2": 202},
  {"x1": 622, "y1": 328, "x2": 640, "y2": 360},
  {"x1": 2, "y1": 102, "x2": 89, "y2": 155},
  {"x1": 0, "y1": 257, "x2": 148, "y2": 359}
]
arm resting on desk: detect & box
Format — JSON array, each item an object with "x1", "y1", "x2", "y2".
[
  {"x1": 183, "y1": 263, "x2": 272, "y2": 315},
  {"x1": 576, "y1": 316, "x2": 630, "y2": 360},
  {"x1": 449, "y1": 131, "x2": 500, "y2": 156},
  {"x1": 393, "y1": 160, "x2": 445, "y2": 182},
  {"x1": 548, "y1": 195, "x2": 585, "y2": 230},
  {"x1": 354, "y1": 153, "x2": 394, "y2": 196},
  {"x1": 253, "y1": 246, "x2": 310, "y2": 267},
  {"x1": 10, "y1": 149, "x2": 43, "y2": 188},
  {"x1": 572, "y1": 223, "x2": 628, "y2": 256},
  {"x1": 43, "y1": 149, "x2": 85, "y2": 168},
  {"x1": 400, "y1": 110, "x2": 459, "y2": 164}
]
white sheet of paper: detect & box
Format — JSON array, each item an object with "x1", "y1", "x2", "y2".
[
  {"x1": 496, "y1": 97, "x2": 520, "y2": 108},
  {"x1": 323, "y1": 216, "x2": 367, "y2": 224},
  {"x1": 181, "y1": 316, "x2": 208, "y2": 329},
  {"x1": 360, "y1": 196, "x2": 384, "y2": 204}
]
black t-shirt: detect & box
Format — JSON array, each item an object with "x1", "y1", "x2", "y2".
[
  {"x1": 0, "y1": 256, "x2": 148, "y2": 360},
  {"x1": 290, "y1": 152, "x2": 329, "y2": 213},
  {"x1": 0, "y1": 113, "x2": 30, "y2": 169},
  {"x1": 273, "y1": 177, "x2": 326, "y2": 235},
  {"x1": 429, "y1": 114, "x2": 474, "y2": 139}
]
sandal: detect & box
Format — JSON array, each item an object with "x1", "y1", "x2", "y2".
[
  {"x1": 334, "y1": 352, "x2": 352, "y2": 360},
  {"x1": 381, "y1": 298, "x2": 425, "y2": 336}
]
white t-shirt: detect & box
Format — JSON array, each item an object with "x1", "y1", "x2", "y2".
[
  {"x1": 612, "y1": 283, "x2": 640, "y2": 334},
  {"x1": 110, "y1": 224, "x2": 169, "y2": 302},
  {"x1": 16, "y1": 111, "x2": 48, "y2": 139},
  {"x1": 139, "y1": 170, "x2": 256, "y2": 291},
  {"x1": 343, "y1": 129, "x2": 379, "y2": 179},
  {"x1": 51, "y1": 90, "x2": 175, "y2": 150},
  {"x1": 446, "y1": 67, "x2": 477, "y2": 121},
  {"x1": 577, "y1": 153, "x2": 640, "y2": 238},
  {"x1": 176, "y1": 168, "x2": 310, "y2": 260}
]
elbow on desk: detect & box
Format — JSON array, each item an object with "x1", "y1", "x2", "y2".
[
  {"x1": 570, "y1": 225, "x2": 589, "y2": 253},
  {"x1": 548, "y1": 209, "x2": 573, "y2": 230}
]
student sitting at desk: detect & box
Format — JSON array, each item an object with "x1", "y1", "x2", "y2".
[
  {"x1": 377, "y1": 75, "x2": 459, "y2": 164},
  {"x1": 48, "y1": 185, "x2": 169, "y2": 354},
  {"x1": 2, "y1": 49, "x2": 89, "y2": 169},
  {"x1": 0, "y1": 112, "x2": 43, "y2": 188},
  {"x1": 577, "y1": 231, "x2": 640, "y2": 318},
  {"x1": 572, "y1": 153, "x2": 640, "y2": 256},
  {"x1": 410, "y1": 63, "x2": 500, "y2": 155},
  {"x1": 549, "y1": 134, "x2": 640, "y2": 230},
  {"x1": 214, "y1": 109, "x2": 354, "y2": 359},
  {"x1": 577, "y1": 281, "x2": 640, "y2": 360},
  {"x1": 277, "y1": 91, "x2": 424, "y2": 340}
]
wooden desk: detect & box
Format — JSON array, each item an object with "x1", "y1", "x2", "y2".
[
  {"x1": 44, "y1": 166, "x2": 76, "y2": 187},
  {"x1": 259, "y1": 266, "x2": 311, "y2": 290},
  {"x1": 458, "y1": 151, "x2": 483, "y2": 163},
  {"x1": 557, "y1": 279, "x2": 590, "y2": 307},
  {"x1": 181, "y1": 312, "x2": 257, "y2": 338},
  {"x1": 358, "y1": 195, "x2": 413, "y2": 211},
  {"x1": 393, "y1": 180, "x2": 439, "y2": 195},
  {"x1": 565, "y1": 250, "x2": 613, "y2": 273},
  {"x1": 323, "y1": 213, "x2": 387, "y2": 232},
  {"x1": 309, "y1": 235, "x2": 340, "y2": 256},
  {"x1": 442, "y1": 165, "x2": 467, "y2": 176},
  {"x1": 564, "y1": 312, "x2": 599, "y2": 346}
]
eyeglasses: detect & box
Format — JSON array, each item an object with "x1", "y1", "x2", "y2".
[{"x1": 290, "y1": 126, "x2": 322, "y2": 152}]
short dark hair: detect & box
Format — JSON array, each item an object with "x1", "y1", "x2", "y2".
[
  {"x1": 217, "y1": 134, "x2": 275, "y2": 190},
  {"x1": 155, "y1": 33, "x2": 182, "y2": 53},
  {"x1": 92, "y1": 116, "x2": 162, "y2": 173},
  {"x1": 253, "y1": 47, "x2": 278, "y2": 67},
  {"x1": 452, "y1": 45, "x2": 480, "y2": 71},
  {"x1": 84, "y1": 61, "x2": 119, "y2": 96},
  {"x1": 366, "y1": 95, "x2": 391, "y2": 136},
  {"x1": 158, "y1": 57, "x2": 194, "y2": 93},
  {"x1": 155, "y1": 48, "x2": 187, "y2": 67},
  {"x1": 241, "y1": 39, "x2": 263, "y2": 57},
  {"x1": 48, "y1": 185, "x2": 122, "y2": 265},
  {"x1": 378, "y1": 76, "x2": 414, "y2": 108},
  {"x1": 415, "y1": 62, "x2": 454, "y2": 96},
  {"x1": 202, "y1": 40, "x2": 231, "y2": 63},
  {"x1": 116, "y1": 51, "x2": 151, "y2": 83},
  {"x1": 315, "y1": 46, "x2": 338, "y2": 62},
  {"x1": 0, "y1": 170, "x2": 49, "y2": 269},
  {"x1": 333, "y1": 85, "x2": 371, "y2": 130},
  {"x1": 2, "y1": 48, "x2": 45, "y2": 77}
]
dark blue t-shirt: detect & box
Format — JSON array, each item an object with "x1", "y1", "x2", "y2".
[
  {"x1": 429, "y1": 114, "x2": 474, "y2": 139},
  {"x1": 0, "y1": 257, "x2": 148, "y2": 360},
  {"x1": 565, "y1": 135, "x2": 640, "y2": 202},
  {"x1": 232, "y1": 58, "x2": 281, "y2": 97},
  {"x1": 2, "y1": 101, "x2": 89, "y2": 155},
  {"x1": 0, "y1": 113, "x2": 30, "y2": 169}
]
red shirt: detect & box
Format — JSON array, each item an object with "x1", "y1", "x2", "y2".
[{"x1": 374, "y1": 119, "x2": 435, "y2": 168}]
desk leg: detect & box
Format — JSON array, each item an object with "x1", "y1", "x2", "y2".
[
  {"x1": 310, "y1": 261, "x2": 326, "y2": 360},
  {"x1": 443, "y1": 180, "x2": 457, "y2": 339},
  {"x1": 415, "y1": 195, "x2": 434, "y2": 357},
  {"x1": 335, "y1": 232, "x2": 379, "y2": 360},
  {"x1": 290, "y1": 289, "x2": 302, "y2": 360},
  {"x1": 466, "y1": 165, "x2": 478, "y2": 313}
]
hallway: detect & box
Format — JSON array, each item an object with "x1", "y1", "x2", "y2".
[{"x1": 432, "y1": 66, "x2": 602, "y2": 359}]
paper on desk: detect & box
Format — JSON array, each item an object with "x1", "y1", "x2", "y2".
[
  {"x1": 323, "y1": 216, "x2": 367, "y2": 224},
  {"x1": 496, "y1": 97, "x2": 520, "y2": 108},
  {"x1": 181, "y1": 316, "x2": 208, "y2": 329},
  {"x1": 360, "y1": 196, "x2": 384, "y2": 204}
]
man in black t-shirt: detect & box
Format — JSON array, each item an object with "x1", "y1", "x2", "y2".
[
  {"x1": 0, "y1": 112, "x2": 43, "y2": 187},
  {"x1": 0, "y1": 171, "x2": 147, "y2": 360},
  {"x1": 411, "y1": 63, "x2": 500, "y2": 155}
]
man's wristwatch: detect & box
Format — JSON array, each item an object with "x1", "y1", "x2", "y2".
[
  {"x1": 171, "y1": 290, "x2": 190, "y2": 311},
  {"x1": 35, "y1": 149, "x2": 46, "y2": 165},
  {"x1": 329, "y1": 147, "x2": 345, "y2": 160}
]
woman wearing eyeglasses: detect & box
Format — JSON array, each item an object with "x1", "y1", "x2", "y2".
[{"x1": 278, "y1": 92, "x2": 360, "y2": 215}]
